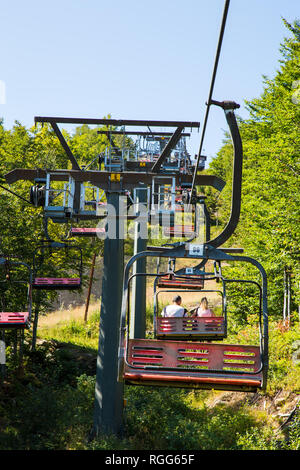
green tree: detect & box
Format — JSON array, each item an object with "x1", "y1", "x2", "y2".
[
  {"x1": 0, "y1": 121, "x2": 105, "y2": 315},
  {"x1": 206, "y1": 19, "x2": 300, "y2": 321}
]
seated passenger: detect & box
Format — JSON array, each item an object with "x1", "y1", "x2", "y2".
[
  {"x1": 161, "y1": 295, "x2": 187, "y2": 317},
  {"x1": 194, "y1": 297, "x2": 215, "y2": 317}
]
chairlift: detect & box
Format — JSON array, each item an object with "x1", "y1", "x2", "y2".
[
  {"x1": 32, "y1": 241, "x2": 83, "y2": 290},
  {"x1": 156, "y1": 257, "x2": 222, "y2": 289},
  {"x1": 69, "y1": 227, "x2": 106, "y2": 238},
  {"x1": 149, "y1": 176, "x2": 176, "y2": 227},
  {"x1": 156, "y1": 259, "x2": 205, "y2": 289},
  {"x1": 30, "y1": 174, "x2": 105, "y2": 223},
  {"x1": 154, "y1": 258, "x2": 226, "y2": 341},
  {"x1": 154, "y1": 282, "x2": 227, "y2": 342},
  {"x1": 163, "y1": 205, "x2": 199, "y2": 239},
  {"x1": 157, "y1": 272, "x2": 204, "y2": 289},
  {"x1": 118, "y1": 245, "x2": 268, "y2": 392},
  {"x1": 0, "y1": 257, "x2": 32, "y2": 329}
]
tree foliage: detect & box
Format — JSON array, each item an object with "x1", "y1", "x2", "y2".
[
  {"x1": 207, "y1": 19, "x2": 300, "y2": 320},
  {"x1": 0, "y1": 121, "x2": 107, "y2": 313}
]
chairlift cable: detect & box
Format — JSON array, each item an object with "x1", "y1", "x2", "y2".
[
  {"x1": 0, "y1": 183, "x2": 32, "y2": 205},
  {"x1": 190, "y1": 0, "x2": 230, "y2": 203}
]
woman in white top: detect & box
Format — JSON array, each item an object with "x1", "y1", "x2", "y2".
[{"x1": 195, "y1": 297, "x2": 215, "y2": 317}]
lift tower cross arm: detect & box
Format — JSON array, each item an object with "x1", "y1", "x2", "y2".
[
  {"x1": 5, "y1": 169, "x2": 226, "y2": 193},
  {"x1": 34, "y1": 117, "x2": 200, "y2": 128}
]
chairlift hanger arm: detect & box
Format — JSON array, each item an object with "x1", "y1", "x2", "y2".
[{"x1": 204, "y1": 103, "x2": 243, "y2": 248}]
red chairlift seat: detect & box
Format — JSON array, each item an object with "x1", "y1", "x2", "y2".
[
  {"x1": 0, "y1": 257, "x2": 32, "y2": 329},
  {"x1": 123, "y1": 338, "x2": 263, "y2": 392},
  {"x1": 0, "y1": 312, "x2": 30, "y2": 328},
  {"x1": 157, "y1": 273, "x2": 204, "y2": 289},
  {"x1": 175, "y1": 204, "x2": 195, "y2": 213},
  {"x1": 70, "y1": 227, "x2": 105, "y2": 237},
  {"x1": 33, "y1": 277, "x2": 81, "y2": 290},
  {"x1": 156, "y1": 316, "x2": 225, "y2": 341},
  {"x1": 164, "y1": 225, "x2": 195, "y2": 238}
]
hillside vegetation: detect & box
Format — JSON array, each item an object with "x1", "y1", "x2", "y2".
[{"x1": 0, "y1": 306, "x2": 299, "y2": 450}]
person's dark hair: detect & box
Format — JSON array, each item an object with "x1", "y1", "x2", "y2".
[{"x1": 173, "y1": 295, "x2": 182, "y2": 303}]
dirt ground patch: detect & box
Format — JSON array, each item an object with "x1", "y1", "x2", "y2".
[{"x1": 38, "y1": 302, "x2": 100, "y2": 328}]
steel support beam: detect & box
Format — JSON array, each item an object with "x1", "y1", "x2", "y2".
[
  {"x1": 130, "y1": 186, "x2": 148, "y2": 339},
  {"x1": 49, "y1": 122, "x2": 82, "y2": 212},
  {"x1": 35, "y1": 116, "x2": 200, "y2": 128},
  {"x1": 5, "y1": 169, "x2": 225, "y2": 192},
  {"x1": 97, "y1": 130, "x2": 191, "y2": 137},
  {"x1": 50, "y1": 122, "x2": 80, "y2": 171},
  {"x1": 92, "y1": 192, "x2": 124, "y2": 437},
  {"x1": 151, "y1": 126, "x2": 185, "y2": 173}
]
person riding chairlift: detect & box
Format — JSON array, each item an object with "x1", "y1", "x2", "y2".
[
  {"x1": 161, "y1": 295, "x2": 187, "y2": 317},
  {"x1": 193, "y1": 297, "x2": 215, "y2": 318}
]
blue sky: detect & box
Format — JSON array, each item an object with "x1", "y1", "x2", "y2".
[{"x1": 1, "y1": 0, "x2": 299, "y2": 164}]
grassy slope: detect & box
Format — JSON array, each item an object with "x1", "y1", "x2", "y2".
[{"x1": 0, "y1": 302, "x2": 298, "y2": 451}]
